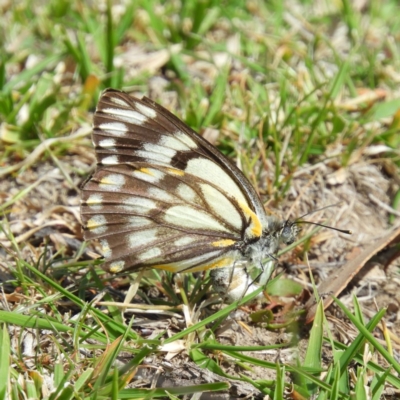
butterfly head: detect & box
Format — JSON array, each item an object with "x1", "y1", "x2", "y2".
[
  {"x1": 264, "y1": 216, "x2": 300, "y2": 246},
  {"x1": 243, "y1": 217, "x2": 300, "y2": 266},
  {"x1": 280, "y1": 219, "x2": 301, "y2": 246}
]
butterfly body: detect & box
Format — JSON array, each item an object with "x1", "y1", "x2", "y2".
[{"x1": 80, "y1": 89, "x2": 299, "y2": 297}]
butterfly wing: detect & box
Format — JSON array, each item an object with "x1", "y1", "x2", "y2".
[{"x1": 81, "y1": 89, "x2": 268, "y2": 273}]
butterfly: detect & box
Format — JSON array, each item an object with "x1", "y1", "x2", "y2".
[{"x1": 80, "y1": 89, "x2": 300, "y2": 300}]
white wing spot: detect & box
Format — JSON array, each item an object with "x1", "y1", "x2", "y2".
[
  {"x1": 98, "y1": 138, "x2": 116, "y2": 148},
  {"x1": 87, "y1": 215, "x2": 107, "y2": 234},
  {"x1": 99, "y1": 174, "x2": 125, "y2": 191},
  {"x1": 100, "y1": 239, "x2": 112, "y2": 258},
  {"x1": 102, "y1": 155, "x2": 119, "y2": 165},
  {"x1": 174, "y1": 236, "x2": 195, "y2": 247},
  {"x1": 121, "y1": 197, "x2": 156, "y2": 214},
  {"x1": 109, "y1": 96, "x2": 130, "y2": 107},
  {"x1": 127, "y1": 216, "x2": 153, "y2": 227},
  {"x1": 138, "y1": 247, "x2": 162, "y2": 261},
  {"x1": 103, "y1": 108, "x2": 148, "y2": 125},
  {"x1": 109, "y1": 260, "x2": 125, "y2": 273},
  {"x1": 135, "y1": 102, "x2": 157, "y2": 118},
  {"x1": 135, "y1": 150, "x2": 174, "y2": 165},
  {"x1": 98, "y1": 122, "x2": 128, "y2": 136},
  {"x1": 144, "y1": 143, "x2": 176, "y2": 159},
  {"x1": 133, "y1": 168, "x2": 165, "y2": 183},
  {"x1": 86, "y1": 194, "x2": 103, "y2": 209},
  {"x1": 135, "y1": 143, "x2": 177, "y2": 165},
  {"x1": 186, "y1": 158, "x2": 247, "y2": 204},
  {"x1": 128, "y1": 228, "x2": 158, "y2": 248},
  {"x1": 164, "y1": 205, "x2": 229, "y2": 232}
]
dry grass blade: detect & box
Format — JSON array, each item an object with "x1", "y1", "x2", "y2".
[{"x1": 0, "y1": 128, "x2": 90, "y2": 178}]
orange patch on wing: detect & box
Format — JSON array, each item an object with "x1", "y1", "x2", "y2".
[
  {"x1": 211, "y1": 239, "x2": 236, "y2": 247},
  {"x1": 189, "y1": 257, "x2": 234, "y2": 273},
  {"x1": 153, "y1": 264, "x2": 178, "y2": 273},
  {"x1": 154, "y1": 257, "x2": 234, "y2": 274},
  {"x1": 100, "y1": 176, "x2": 115, "y2": 185},
  {"x1": 87, "y1": 220, "x2": 96, "y2": 229},
  {"x1": 139, "y1": 167, "x2": 153, "y2": 175},
  {"x1": 167, "y1": 167, "x2": 185, "y2": 176},
  {"x1": 87, "y1": 218, "x2": 102, "y2": 230},
  {"x1": 239, "y1": 202, "x2": 262, "y2": 238}
]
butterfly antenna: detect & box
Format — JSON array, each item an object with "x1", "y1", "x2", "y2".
[
  {"x1": 296, "y1": 220, "x2": 352, "y2": 235},
  {"x1": 292, "y1": 202, "x2": 352, "y2": 235}
]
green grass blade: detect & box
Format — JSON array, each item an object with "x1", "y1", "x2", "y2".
[{"x1": 0, "y1": 324, "x2": 10, "y2": 399}]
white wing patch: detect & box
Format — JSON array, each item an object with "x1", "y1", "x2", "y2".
[
  {"x1": 87, "y1": 215, "x2": 107, "y2": 234},
  {"x1": 128, "y1": 228, "x2": 158, "y2": 248},
  {"x1": 109, "y1": 260, "x2": 125, "y2": 273},
  {"x1": 159, "y1": 133, "x2": 197, "y2": 151},
  {"x1": 176, "y1": 183, "x2": 198, "y2": 203},
  {"x1": 99, "y1": 174, "x2": 126, "y2": 191},
  {"x1": 173, "y1": 236, "x2": 196, "y2": 246},
  {"x1": 120, "y1": 197, "x2": 156, "y2": 213},
  {"x1": 100, "y1": 239, "x2": 112, "y2": 258},
  {"x1": 135, "y1": 102, "x2": 157, "y2": 118},
  {"x1": 132, "y1": 168, "x2": 165, "y2": 183},
  {"x1": 185, "y1": 158, "x2": 248, "y2": 205},
  {"x1": 103, "y1": 107, "x2": 148, "y2": 125},
  {"x1": 102, "y1": 155, "x2": 119, "y2": 165},
  {"x1": 127, "y1": 216, "x2": 153, "y2": 228},
  {"x1": 164, "y1": 205, "x2": 230, "y2": 232},
  {"x1": 138, "y1": 247, "x2": 162, "y2": 261},
  {"x1": 135, "y1": 142, "x2": 177, "y2": 165},
  {"x1": 200, "y1": 184, "x2": 242, "y2": 230},
  {"x1": 109, "y1": 96, "x2": 130, "y2": 107},
  {"x1": 86, "y1": 194, "x2": 103, "y2": 209},
  {"x1": 98, "y1": 122, "x2": 128, "y2": 136},
  {"x1": 174, "y1": 131, "x2": 197, "y2": 149},
  {"x1": 147, "y1": 187, "x2": 175, "y2": 203},
  {"x1": 98, "y1": 138, "x2": 116, "y2": 148}
]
